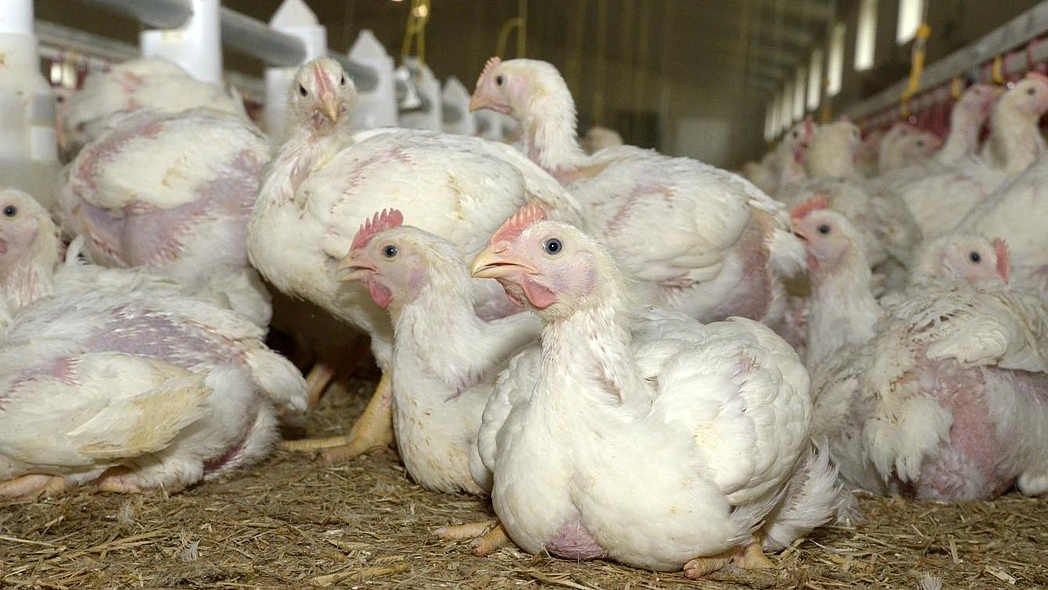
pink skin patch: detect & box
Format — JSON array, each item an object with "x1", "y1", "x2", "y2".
[
  {"x1": 544, "y1": 517, "x2": 607, "y2": 561},
  {"x1": 490, "y1": 202, "x2": 547, "y2": 247},
  {"x1": 367, "y1": 280, "x2": 393, "y2": 309},
  {"x1": 522, "y1": 276, "x2": 556, "y2": 309},
  {"x1": 993, "y1": 238, "x2": 1010, "y2": 282},
  {"x1": 350, "y1": 209, "x2": 404, "y2": 252},
  {"x1": 341, "y1": 147, "x2": 413, "y2": 196},
  {"x1": 3, "y1": 358, "x2": 80, "y2": 410}
]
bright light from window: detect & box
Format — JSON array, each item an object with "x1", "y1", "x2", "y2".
[
  {"x1": 807, "y1": 49, "x2": 823, "y2": 110},
  {"x1": 780, "y1": 81, "x2": 793, "y2": 132},
  {"x1": 765, "y1": 100, "x2": 775, "y2": 141},
  {"x1": 855, "y1": 0, "x2": 877, "y2": 71},
  {"x1": 793, "y1": 68, "x2": 806, "y2": 121},
  {"x1": 897, "y1": 0, "x2": 923, "y2": 44},
  {"x1": 827, "y1": 22, "x2": 845, "y2": 96},
  {"x1": 771, "y1": 91, "x2": 782, "y2": 138}
]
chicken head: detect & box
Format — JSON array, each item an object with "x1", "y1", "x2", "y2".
[
  {"x1": 1002, "y1": 72, "x2": 1048, "y2": 117},
  {"x1": 290, "y1": 57, "x2": 357, "y2": 133},
  {"x1": 913, "y1": 234, "x2": 1010, "y2": 285},
  {"x1": 470, "y1": 57, "x2": 568, "y2": 122},
  {"x1": 472, "y1": 203, "x2": 617, "y2": 319},
  {"x1": 336, "y1": 209, "x2": 415, "y2": 310},
  {"x1": 0, "y1": 189, "x2": 60, "y2": 281},
  {"x1": 790, "y1": 196, "x2": 865, "y2": 277},
  {"x1": 958, "y1": 83, "x2": 1005, "y2": 119}
]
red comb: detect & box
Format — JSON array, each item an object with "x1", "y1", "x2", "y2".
[
  {"x1": 491, "y1": 201, "x2": 547, "y2": 245},
  {"x1": 351, "y1": 209, "x2": 404, "y2": 251},
  {"x1": 790, "y1": 195, "x2": 829, "y2": 221},
  {"x1": 993, "y1": 238, "x2": 1011, "y2": 282},
  {"x1": 1026, "y1": 71, "x2": 1048, "y2": 84},
  {"x1": 803, "y1": 115, "x2": 815, "y2": 139},
  {"x1": 839, "y1": 115, "x2": 852, "y2": 124},
  {"x1": 476, "y1": 56, "x2": 502, "y2": 90}
]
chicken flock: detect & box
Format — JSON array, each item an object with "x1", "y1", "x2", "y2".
[{"x1": 2, "y1": 51, "x2": 1046, "y2": 578}]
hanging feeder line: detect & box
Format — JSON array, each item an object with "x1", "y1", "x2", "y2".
[
  {"x1": 496, "y1": 0, "x2": 527, "y2": 59},
  {"x1": 401, "y1": 0, "x2": 431, "y2": 65},
  {"x1": 900, "y1": 23, "x2": 931, "y2": 117}
]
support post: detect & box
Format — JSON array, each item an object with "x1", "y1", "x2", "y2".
[{"x1": 139, "y1": 0, "x2": 222, "y2": 83}]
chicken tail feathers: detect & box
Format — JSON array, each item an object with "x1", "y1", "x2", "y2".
[
  {"x1": 760, "y1": 447, "x2": 848, "y2": 551},
  {"x1": 244, "y1": 348, "x2": 308, "y2": 411}
]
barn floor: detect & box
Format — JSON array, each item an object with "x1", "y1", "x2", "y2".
[{"x1": 3, "y1": 378, "x2": 1048, "y2": 590}]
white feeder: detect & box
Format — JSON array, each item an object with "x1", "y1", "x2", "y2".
[
  {"x1": 0, "y1": 0, "x2": 59, "y2": 207},
  {"x1": 397, "y1": 57, "x2": 442, "y2": 132},
  {"x1": 441, "y1": 77, "x2": 475, "y2": 136},
  {"x1": 140, "y1": 0, "x2": 222, "y2": 83},
  {"x1": 263, "y1": 0, "x2": 326, "y2": 139},
  {"x1": 348, "y1": 30, "x2": 397, "y2": 130}
]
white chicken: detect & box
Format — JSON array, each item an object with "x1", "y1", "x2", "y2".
[
  {"x1": 471, "y1": 57, "x2": 805, "y2": 328},
  {"x1": 335, "y1": 209, "x2": 540, "y2": 495},
  {"x1": 936, "y1": 84, "x2": 1005, "y2": 166},
  {"x1": 794, "y1": 201, "x2": 1048, "y2": 501},
  {"x1": 981, "y1": 72, "x2": 1048, "y2": 175},
  {"x1": 250, "y1": 58, "x2": 582, "y2": 462},
  {"x1": 57, "y1": 58, "x2": 249, "y2": 159},
  {"x1": 581, "y1": 125, "x2": 624, "y2": 154},
  {"x1": 0, "y1": 194, "x2": 306, "y2": 499},
  {"x1": 803, "y1": 119, "x2": 863, "y2": 180},
  {"x1": 453, "y1": 204, "x2": 842, "y2": 577},
  {"x1": 878, "y1": 129, "x2": 941, "y2": 174},
  {"x1": 55, "y1": 109, "x2": 273, "y2": 328}
]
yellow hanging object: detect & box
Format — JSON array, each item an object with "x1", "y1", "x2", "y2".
[
  {"x1": 950, "y1": 76, "x2": 964, "y2": 100},
  {"x1": 991, "y1": 54, "x2": 1005, "y2": 85},
  {"x1": 401, "y1": 0, "x2": 431, "y2": 65},
  {"x1": 900, "y1": 23, "x2": 932, "y2": 117},
  {"x1": 496, "y1": 0, "x2": 528, "y2": 58}
]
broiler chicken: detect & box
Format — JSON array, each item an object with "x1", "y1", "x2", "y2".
[
  {"x1": 250, "y1": 58, "x2": 582, "y2": 462},
  {"x1": 981, "y1": 72, "x2": 1048, "y2": 175},
  {"x1": 55, "y1": 109, "x2": 273, "y2": 328},
  {"x1": 0, "y1": 193, "x2": 307, "y2": 499},
  {"x1": 57, "y1": 58, "x2": 249, "y2": 159},
  {"x1": 878, "y1": 129, "x2": 941, "y2": 174},
  {"x1": 804, "y1": 120, "x2": 862, "y2": 180},
  {"x1": 335, "y1": 209, "x2": 540, "y2": 495},
  {"x1": 581, "y1": 125, "x2": 624, "y2": 154},
  {"x1": 471, "y1": 57, "x2": 805, "y2": 328},
  {"x1": 794, "y1": 200, "x2": 1048, "y2": 501},
  {"x1": 450, "y1": 204, "x2": 842, "y2": 577}
]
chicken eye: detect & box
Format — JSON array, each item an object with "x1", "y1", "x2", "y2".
[
  {"x1": 340, "y1": 75, "x2": 346, "y2": 86},
  {"x1": 791, "y1": 131, "x2": 798, "y2": 139},
  {"x1": 3, "y1": 205, "x2": 16, "y2": 217},
  {"x1": 495, "y1": 75, "x2": 505, "y2": 86},
  {"x1": 383, "y1": 244, "x2": 398, "y2": 259},
  {"x1": 1028, "y1": 87, "x2": 1037, "y2": 95},
  {"x1": 299, "y1": 84, "x2": 308, "y2": 97},
  {"x1": 817, "y1": 224, "x2": 831, "y2": 235},
  {"x1": 543, "y1": 238, "x2": 562, "y2": 255},
  {"x1": 916, "y1": 140, "x2": 925, "y2": 147},
  {"x1": 969, "y1": 251, "x2": 981, "y2": 263}
]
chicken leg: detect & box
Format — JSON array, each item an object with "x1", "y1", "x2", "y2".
[
  {"x1": 304, "y1": 362, "x2": 337, "y2": 408},
  {"x1": 279, "y1": 372, "x2": 394, "y2": 459},
  {"x1": 435, "y1": 520, "x2": 511, "y2": 556},
  {"x1": 0, "y1": 474, "x2": 67, "y2": 499},
  {"x1": 683, "y1": 539, "x2": 774, "y2": 579}
]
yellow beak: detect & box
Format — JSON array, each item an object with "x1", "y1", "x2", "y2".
[
  {"x1": 336, "y1": 251, "x2": 374, "y2": 282},
  {"x1": 470, "y1": 247, "x2": 534, "y2": 279},
  {"x1": 468, "y1": 95, "x2": 487, "y2": 113},
  {"x1": 320, "y1": 93, "x2": 340, "y2": 124}
]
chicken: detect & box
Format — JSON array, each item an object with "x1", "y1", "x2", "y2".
[
  {"x1": 0, "y1": 196, "x2": 306, "y2": 499},
  {"x1": 581, "y1": 125, "x2": 624, "y2": 154},
  {"x1": 959, "y1": 153, "x2": 1048, "y2": 295},
  {"x1": 804, "y1": 119, "x2": 862, "y2": 180},
  {"x1": 794, "y1": 200, "x2": 1048, "y2": 501},
  {"x1": 55, "y1": 109, "x2": 273, "y2": 328},
  {"x1": 909, "y1": 234, "x2": 1011, "y2": 286},
  {"x1": 471, "y1": 57, "x2": 805, "y2": 328},
  {"x1": 936, "y1": 84, "x2": 1004, "y2": 166},
  {"x1": 335, "y1": 209, "x2": 540, "y2": 494},
  {"x1": 451, "y1": 204, "x2": 842, "y2": 577},
  {"x1": 981, "y1": 72, "x2": 1048, "y2": 175},
  {"x1": 250, "y1": 58, "x2": 582, "y2": 462},
  {"x1": 878, "y1": 129, "x2": 941, "y2": 174},
  {"x1": 57, "y1": 58, "x2": 248, "y2": 159}
]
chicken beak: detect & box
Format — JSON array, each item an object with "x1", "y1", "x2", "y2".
[
  {"x1": 468, "y1": 93, "x2": 489, "y2": 113},
  {"x1": 319, "y1": 93, "x2": 340, "y2": 124},
  {"x1": 469, "y1": 89, "x2": 511, "y2": 114},
  {"x1": 337, "y1": 251, "x2": 374, "y2": 282},
  {"x1": 470, "y1": 246, "x2": 535, "y2": 279}
]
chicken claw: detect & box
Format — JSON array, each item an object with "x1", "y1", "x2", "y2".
[
  {"x1": 279, "y1": 372, "x2": 394, "y2": 457},
  {"x1": 683, "y1": 541, "x2": 774, "y2": 579},
  {"x1": 304, "y1": 362, "x2": 337, "y2": 408},
  {"x1": 0, "y1": 474, "x2": 67, "y2": 499},
  {"x1": 434, "y1": 520, "x2": 511, "y2": 556}
]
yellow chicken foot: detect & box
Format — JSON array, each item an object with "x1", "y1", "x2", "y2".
[
  {"x1": 94, "y1": 473, "x2": 146, "y2": 494},
  {"x1": 0, "y1": 474, "x2": 67, "y2": 499},
  {"x1": 279, "y1": 372, "x2": 393, "y2": 454},
  {"x1": 320, "y1": 372, "x2": 395, "y2": 462},
  {"x1": 683, "y1": 539, "x2": 774, "y2": 579},
  {"x1": 434, "y1": 520, "x2": 511, "y2": 556},
  {"x1": 304, "y1": 361, "x2": 337, "y2": 407}
]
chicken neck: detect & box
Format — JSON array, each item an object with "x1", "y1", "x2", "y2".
[
  {"x1": 518, "y1": 87, "x2": 594, "y2": 181},
  {"x1": 805, "y1": 252, "x2": 882, "y2": 369},
  {"x1": 937, "y1": 106, "x2": 985, "y2": 165},
  {"x1": 985, "y1": 106, "x2": 1046, "y2": 175},
  {"x1": 807, "y1": 138, "x2": 857, "y2": 180}
]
